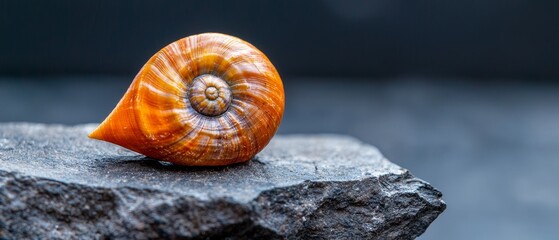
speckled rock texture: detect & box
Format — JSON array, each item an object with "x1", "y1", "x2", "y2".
[{"x1": 0, "y1": 123, "x2": 445, "y2": 239}]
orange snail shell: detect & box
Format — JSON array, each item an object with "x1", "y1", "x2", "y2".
[{"x1": 89, "y1": 33, "x2": 285, "y2": 166}]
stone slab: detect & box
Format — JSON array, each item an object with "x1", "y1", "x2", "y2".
[{"x1": 0, "y1": 123, "x2": 445, "y2": 239}]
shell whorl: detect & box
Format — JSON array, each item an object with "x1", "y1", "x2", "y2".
[
  {"x1": 188, "y1": 74, "x2": 232, "y2": 116},
  {"x1": 89, "y1": 33, "x2": 284, "y2": 166}
]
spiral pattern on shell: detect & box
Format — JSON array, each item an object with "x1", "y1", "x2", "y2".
[{"x1": 89, "y1": 33, "x2": 284, "y2": 166}]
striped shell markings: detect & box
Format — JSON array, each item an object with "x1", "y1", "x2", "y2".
[{"x1": 89, "y1": 33, "x2": 285, "y2": 166}]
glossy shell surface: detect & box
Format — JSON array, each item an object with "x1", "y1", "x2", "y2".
[{"x1": 89, "y1": 33, "x2": 284, "y2": 166}]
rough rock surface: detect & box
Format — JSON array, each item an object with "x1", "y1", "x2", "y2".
[{"x1": 0, "y1": 123, "x2": 445, "y2": 239}]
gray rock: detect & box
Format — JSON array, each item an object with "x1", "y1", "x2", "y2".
[{"x1": 0, "y1": 123, "x2": 445, "y2": 239}]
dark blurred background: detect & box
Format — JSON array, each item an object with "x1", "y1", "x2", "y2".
[
  {"x1": 2, "y1": 1, "x2": 559, "y2": 78},
  {"x1": 1, "y1": 1, "x2": 558, "y2": 239}
]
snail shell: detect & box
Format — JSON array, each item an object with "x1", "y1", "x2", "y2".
[{"x1": 89, "y1": 33, "x2": 284, "y2": 166}]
